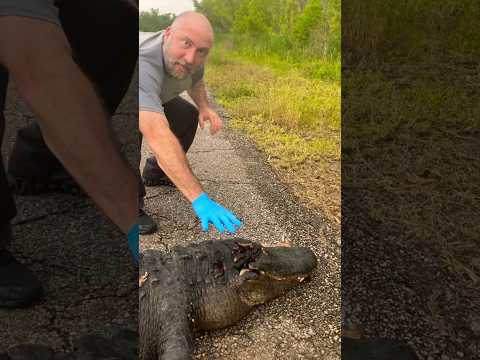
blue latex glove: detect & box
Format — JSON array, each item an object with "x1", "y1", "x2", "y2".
[
  {"x1": 126, "y1": 224, "x2": 139, "y2": 263},
  {"x1": 192, "y1": 193, "x2": 242, "y2": 233}
]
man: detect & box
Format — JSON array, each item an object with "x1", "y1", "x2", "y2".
[
  {"x1": 0, "y1": 0, "x2": 139, "y2": 308},
  {"x1": 5, "y1": 1, "x2": 158, "y2": 235},
  {"x1": 139, "y1": 11, "x2": 242, "y2": 234}
]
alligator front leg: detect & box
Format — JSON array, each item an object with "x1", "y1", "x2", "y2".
[
  {"x1": 158, "y1": 303, "x2": 194, "y2": 360},
  {"x1": 140, "y1": 253, "x2": 194, "y2": 360}
]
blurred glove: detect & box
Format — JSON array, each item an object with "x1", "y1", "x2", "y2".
[
  {"x1": 192, "y1": 193, "x2": 242, "y2": 233},
  {"x1": 126, "y1": 224, "x2": 139, "y2": 264}
]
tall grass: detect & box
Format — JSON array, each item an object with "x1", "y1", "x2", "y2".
[
  {"x1": 343, "y1": 0, "x2": 480, "y2": 61},
  {"x1": 217, "y1": 34, "x2": 340, "y2": 82},
  {"x1": 206, "y1": 43, "x2": 341, "y2": 224},
  {"x1": 343, "y1": 60, "x2": 480, "y2": 282}
]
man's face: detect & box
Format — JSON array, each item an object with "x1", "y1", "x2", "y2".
[{"x1": 162, "y1": 26, "x2": 212, "y2": 79}]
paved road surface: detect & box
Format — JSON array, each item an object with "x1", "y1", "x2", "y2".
[{"x1": 0, "y1": 68, "x2": 138, "y2": 352}]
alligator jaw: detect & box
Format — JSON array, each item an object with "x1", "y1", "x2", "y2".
[{"x1": 236, "y1": 244, "x2": 317, "y2": 306}]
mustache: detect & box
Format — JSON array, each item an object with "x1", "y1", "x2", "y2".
[{"x1": 174, "y1": 61, "x2": 192, "y2": 72}]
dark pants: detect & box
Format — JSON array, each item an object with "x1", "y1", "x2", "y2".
[
  {"x1": 0, "y1": 67, "x2": 15, "y2": 247},
  {"x1": 0, "y1": 0, "x2": 138, "y2": 249}
]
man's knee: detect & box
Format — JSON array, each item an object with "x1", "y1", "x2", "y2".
[
  {"x1": 164, "y1": 97, "x2": 199, "y2": 130},
  {"x1": 184, "y1": 102, "x2": 199, "y2": 128}
]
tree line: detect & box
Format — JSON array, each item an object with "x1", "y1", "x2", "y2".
[
  {"x1": 139, "y1": 9, "x2": 175, "y2": 32},
  {"x1": 139, "y1": 0, "x2": 340, "y2": 60},
  {"x1": 194, "y1": 0, "x2": 340, "y2": 59}
]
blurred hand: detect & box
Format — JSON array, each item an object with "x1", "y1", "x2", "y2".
[
  {"x1": 127, "y1": 224, "x2": 139, "y2": 264},
  {"x1": 198, "y1": 107, "x2": 223, "y2": 135}
]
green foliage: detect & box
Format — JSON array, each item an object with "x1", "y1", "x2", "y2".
[
  {"x1": 343, "y1": 0, "x2": 480, "y2": 62},
  {"x1": 292, "y1": 0, "x2": 322, "y2": 43},
  {"x1": 139, "y1": 9, "x2": 175, "y2": 32},
  {"x1": 193, "y1": 0, "x2": 242, "y2": 32},
  {"x1": 194, "y1": 0, "x2": 340, "y2": 60},
  {"x1": 232, "y1": 0, "x2": 273, "y2": 35}
]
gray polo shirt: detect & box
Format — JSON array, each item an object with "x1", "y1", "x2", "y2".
[
  {"x1": 0, "y1": 0, "x2": 60, "y2": 26},
  {"x1": 139, "y1": 31, "x2": 204, "y2": 115}
]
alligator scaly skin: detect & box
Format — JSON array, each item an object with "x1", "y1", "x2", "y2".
[{"x1": 139, "y1": 239, "x2": 258, "y2": 360}]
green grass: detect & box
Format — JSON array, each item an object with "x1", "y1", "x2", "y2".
[
  {"x1": 343, "y1": 60, "x2": 480, "y2": 283},
  {"x1": 215, "y1": 36, "x2": 341, "y2": 82},
  {"x1": 205, "y1": 41, "x2": 341, "y2": 224}
]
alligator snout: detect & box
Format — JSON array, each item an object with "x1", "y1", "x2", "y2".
[{"x1": 250, "y1": 246, "x2": 318, "y2": 278}]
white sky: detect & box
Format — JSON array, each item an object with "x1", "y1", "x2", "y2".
[{"x1": 139, "y1": 0, "x2": 195, "y2": 15}]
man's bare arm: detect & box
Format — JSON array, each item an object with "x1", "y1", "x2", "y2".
[
  {"x1": 187, "y1": 79, "x2": 209, "y2": 111},
  {"x1": 139, "y1": 110, "x2": 203, "y2": 202},
  {"x1": 0, "y1": 17, "x2": 137, "y2": 233},
  {"x1": 187, "y1": 79, "x2": 223, "y2": 134}
]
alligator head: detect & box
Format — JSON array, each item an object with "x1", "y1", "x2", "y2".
[{"x1": 227, "y1": 239, "x2": 318, "y2": 306}]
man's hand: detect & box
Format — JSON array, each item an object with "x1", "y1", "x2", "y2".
[
  {"x1": 187, "y1": 79, "x2": 222, "y2": 134},
  {"x1": 198, "y1": 107, "x2": 223, "y2": 135},
  {"x1": 127, "y1": 224, "x2": 139, "y2": 264},
  {"x1": 192, "y1": 193, "x2": 242, "y2": 233}
]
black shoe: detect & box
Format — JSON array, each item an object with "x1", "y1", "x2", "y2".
[
  {"x1": 0, "y1": 249, "x2": 43, "y2": 308},
  {"x1": 141, "y1": 157, "x2": 174, "y2": 187},
  {"x1": 139, "y1": 209, "x2": 157, "y2": 235}
]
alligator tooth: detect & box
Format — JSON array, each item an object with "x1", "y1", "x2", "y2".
[
  {"x1": 240, "y1": 269, "x2": 250, "y2": 276},
  {"x1": 139, "y1": 272, "x2": 149, "y2": 287}
]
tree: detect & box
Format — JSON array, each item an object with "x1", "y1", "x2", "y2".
[{"x1": 139, "y1": 9, "x2": 175, "y2": 32}]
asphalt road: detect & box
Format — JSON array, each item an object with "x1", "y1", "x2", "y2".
[{"x1": 0, "y1": 71, "x2": 139, "y2": 353}]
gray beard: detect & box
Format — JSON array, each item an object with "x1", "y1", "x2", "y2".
[
  {"x1": 165, "y1": 60, "x2": 188, "y2": 79},
  {"x1": 163, "y1": 48, "x2": 189, "y2": 80}
]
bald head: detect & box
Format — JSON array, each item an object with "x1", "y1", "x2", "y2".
[
  {"x1": 171, "y1": 11, "x2": 214, "y2": 45},
  {"x1": 162, "y1": 11, "x2": 214, "y2": 79}
]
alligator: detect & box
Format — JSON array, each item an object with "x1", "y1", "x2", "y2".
[
  {"x1": 139, "y1": 237, "x2": 318, "y2": 360},
  {"x1": 1, "y1": 238, "x2": 419, "y2": 360}
]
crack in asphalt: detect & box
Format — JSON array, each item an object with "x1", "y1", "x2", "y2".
[{"x1": 12, "y1": 202, "x2": 93, "y2": 227}]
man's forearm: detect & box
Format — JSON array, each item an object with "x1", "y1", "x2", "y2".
[
  {"x1": 14, "y1": 60, "x2": 137, "y2": 232},
  {"x1": 0, "y1": 17, "x2": 138, "y2": 233},
  {"x1": 4, "y1": 51, "x2": 136, "y2": 233},
  {"x1": 187, "y1": 79, "x2": 209, "y2": 110},
  {"x1": 140, "y1": 111, "x2": 203, "y2": 202}
]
